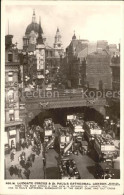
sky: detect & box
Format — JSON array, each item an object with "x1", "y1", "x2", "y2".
[{"x1": 5, "y1": 3, "x2": 122, "y2": 49}]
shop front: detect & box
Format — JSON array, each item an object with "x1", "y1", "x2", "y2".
[{"x1": 5, "y1": 123, "x2": 25, "y2": 154}]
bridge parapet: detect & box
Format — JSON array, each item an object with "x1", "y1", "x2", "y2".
[{"x1": 24, "y1": 96, "x2": 106, "y2": 111}]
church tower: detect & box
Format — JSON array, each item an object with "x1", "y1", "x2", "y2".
[
  {"x1": 35, "y1": 17, "x2": 45, "y2": 81},
  {"x1": 53, "y1": 28, "x2": 64, "y2": 57}
]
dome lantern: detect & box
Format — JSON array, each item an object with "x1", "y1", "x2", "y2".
[{"x1": 32, "y1": 9, "x2": 36, "y2": 23}]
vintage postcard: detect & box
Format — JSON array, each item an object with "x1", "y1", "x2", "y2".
[{"x1": 0, "y1": 0, "x2": 124, "y2": 195}]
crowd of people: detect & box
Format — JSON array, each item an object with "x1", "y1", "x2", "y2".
[
  {"x1": 9, "y1": 165, "x2": 23, "y2": 179},
  {"x1": 9, "y1": 125, "x2": 43, "y2": 179}
]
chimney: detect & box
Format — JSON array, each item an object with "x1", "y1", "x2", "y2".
[{"x1": 5, "y1": 35, "x2": 13, "y2": 48}]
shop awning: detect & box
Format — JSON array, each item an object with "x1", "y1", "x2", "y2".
[{"x1": 5, "y1": 121, "x2": 23, "y2": 129}]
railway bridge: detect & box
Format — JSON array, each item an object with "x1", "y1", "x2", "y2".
[{"x1": 20, "y1": 89, "x2": 107, "y2": 123}]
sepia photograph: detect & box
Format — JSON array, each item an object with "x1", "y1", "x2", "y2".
[
  {"x1": 3, "y1": 2, "x2": 121, "y2": 181},
  {"x1": 1, "y1": 3, "x2": 123, "y2": 194}
]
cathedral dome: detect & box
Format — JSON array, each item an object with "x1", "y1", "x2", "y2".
[
  {"x1": 25, "y1": 10, "x2": 43, "y2": 35},
  {"x1": 25, "y1": 22, "x2": 43, "y2": 35}
]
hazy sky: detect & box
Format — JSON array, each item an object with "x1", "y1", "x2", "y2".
[{"x1": 5, "y1": 3, "x2": 122, "y2": 49}]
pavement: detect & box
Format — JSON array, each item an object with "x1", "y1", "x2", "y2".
[{"x1": 5, "y1": 145, "x2": 44, "y2": 179}]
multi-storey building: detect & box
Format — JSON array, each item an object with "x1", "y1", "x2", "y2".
[
  {"x1": 61, "y1": 33, "x2": 113, "y2": 90},
  {"x1": 86, "y1": 49, "x2": 112, "y2": 90},
  {"x1": 106, "y1": 52, "x2": 120, "y2": 126},
  {"x1": 5, "y1": 34, "x2": 25, "y2": 151},
  {"x1": 110, "y1": 54, "x2": 120, "y2": 91},
  {"x1": 60, "y1": 33, "x2": 88, "y2": 88}
]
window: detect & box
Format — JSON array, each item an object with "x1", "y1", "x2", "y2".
[
  {"x1": 8, "y1": 52, "x2": 13, "y2": 62},
  {"x1": 8, "y1": 72, "x2": 13, "y2": 82},
  {"x1": 9, "y1": 110, "x2": 14, "y2": 121},
  {"x1": 8, "y1": 89, "x2": 14, "y2": 102}
]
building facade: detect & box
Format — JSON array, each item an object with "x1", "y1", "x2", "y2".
[
  {"x1": 61, "y1": 33, "x2": 113, "y2": 90},
  {"x1": 60, "y1": 33, "x2": 88, "y2": 88},
  {"x1": 86, "y1": 49, "x2": 112, "y2": 90},
  {"x1": 110, "y1": 54, "x2": 120, "y2": 91},
  {"x1": 5, "y1": 35, "x2": 25, "y2": 152}
]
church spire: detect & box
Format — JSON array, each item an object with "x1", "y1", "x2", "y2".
[
  {"x1": 32, "y1": 9, "x2": 36, "y2": 23},
  {"x1": 37, "y1": 16, "x2": 44, "y2": 45}
]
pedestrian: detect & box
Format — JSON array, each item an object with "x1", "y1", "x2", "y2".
[
  {"x1": 43, "y1": 157, "x2": 46, "y2": 167},
  {"x1": 27, "y1": 169, "x2": 30, "y2": 179},
  {"x1": 21, "y1": 152, "x2": 26, "y2": 161},
  {"x1": 14, "y1": 165, "x2": 18, "y2": 176},
  {"x1": 20, "y1": 159, "x2": 25, "y2": 168},
  {"x1": 10, "y1": 151, "x2": 15, "y2": 162},
  {"x1": 18, "y1": 169, "x2": 23, "y2": 179},
  {"x1": 18, "y1": 155, "x2": 21, "y2": 162},
  {"x1": 36, "y1": 149, "x2": 40, "y2": 156},
  {"x1": 9, "y1": 165, "x2": 14, "y2": 176},
  {"x1": 31, "y1": 139, "x2": 34, "y2": 146},
  {"x1": 25, "y1": 161, "x2": 30, "y2": 169},
  {"x1": 66, "y1": 160, "x2": 70, "y2": 174},
  {"x1": 21, "y1": 142, "x2": 25, "y2": 150},
  {"x1": 69, "y1": 165, "x2": 73, "y2": 177},
  {"x1": 32, "y1": 153, "x2": 35, "y2": 162},
  {"x1": 27, "y1": 158, "x2": 32, "y2": 167},
  {"x1": 22, "y1": 151, "x2": 26, "y2": 157},
  {"x1": 24, "y1": 169, "x2": 30, "y2": 179}
]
